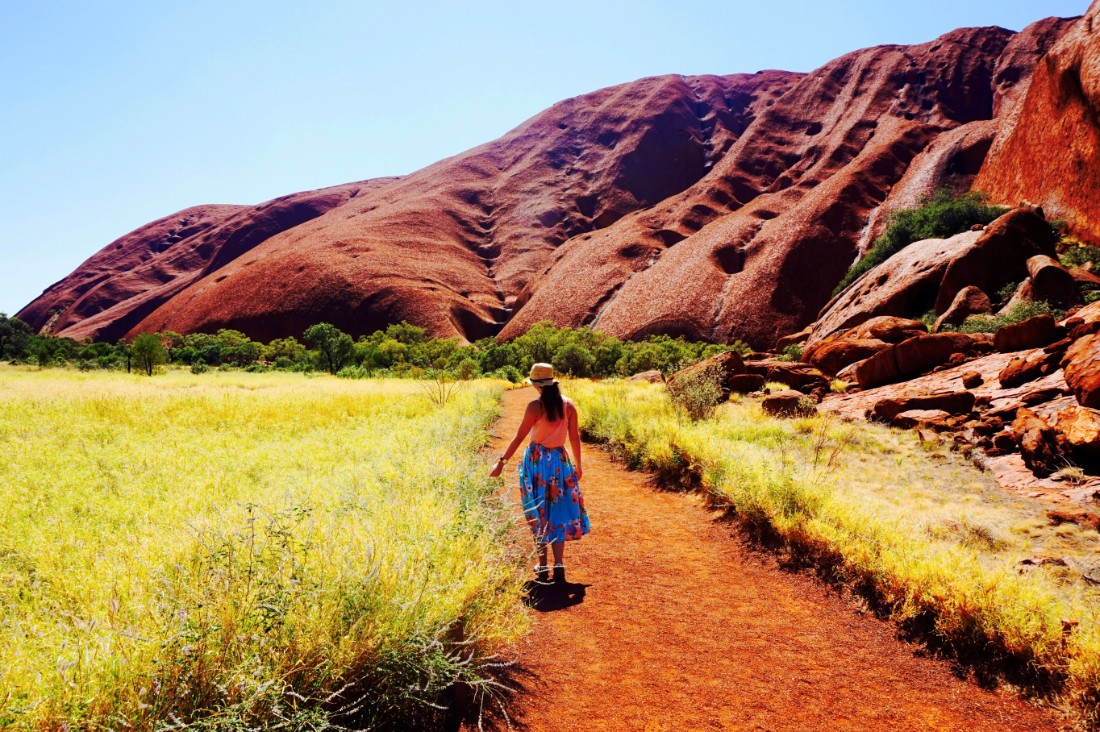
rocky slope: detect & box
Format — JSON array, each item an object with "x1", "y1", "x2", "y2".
[{"x1": 18, "y1": 14, "x2": 1080, "y2": 346}]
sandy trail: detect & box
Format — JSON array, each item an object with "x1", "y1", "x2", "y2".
[{"x1": 482, "y1": 387, "x2": 1059, "y2": 731}]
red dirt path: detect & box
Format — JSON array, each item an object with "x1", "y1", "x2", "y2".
[{"x1": 486, "y1": 387, "x2": 1061, "y2": 731}]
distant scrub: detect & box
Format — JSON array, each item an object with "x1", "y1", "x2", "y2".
[
  {"x1": 833, "y1": 189, "x2": 1008, "y2": 296},
  {"x1": 0, "y1": 313, "x2": 749, "y2": 381}
]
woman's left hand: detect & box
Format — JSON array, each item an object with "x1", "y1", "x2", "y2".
[
  {"x1": 488, "y1": 461, "x2": 504, "y2": 479},
  {"x1": 575, "y1": 466, "x2": 583, "y2": 481}
]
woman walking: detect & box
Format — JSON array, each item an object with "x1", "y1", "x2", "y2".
[{"x1": 490, "y1": 363, "x2": 590, "y2": 583}]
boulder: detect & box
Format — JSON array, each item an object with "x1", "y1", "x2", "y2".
[
  {"x1": 1013, "y1": 408, "x2": 1065, "y2": 478},
  {"x1": 933, "y1": 286, "x2": 993, "y2": 332},
  {"x1": 1070, "y1": 301, "x2": 1100, "y2": 328},
  {"x1": 1070, "y1": 267, "x2": 1100, "y2": 288},
  {"x1": 629, "y1": 369, "x2": 665, "y2": 383},
  {"x1": 1050, "y1": 404, "x2": 1100, "y2": 455},
  {"x1": 855, "y1": 333, "x2": 979, "y2": 389},
  {"x1": 744, "y1": 360, "x2": 829, "y2": 393},
  {"x1": 848, "y1": 317, "x2": 929, "y2": 344},
  {"x1": 1020, "y1": 386, "x2": 1064, "y2": 406},
  {"x1": 667, "y1": 351, "x2": 745, "y2": 397},
  {"x1": 934, "y1": 208, "x2": 1059, "y2": 313},
  {"x1": 1063, "y1": 333, "x2": 1100, "y2": 408},
  {"x1": 1026, "y1": 255, "x2": 1078, "y2": 306},
  {"x1": 762, "y1": 390, "x2": 815, "y2": 418},
  {"x1": 998, "y1": 350, "x2": 1060, "y2": 388},
  {"x1": 992, "y1": 431, "x2": 1018, "y2": 452},
  {"x1": 961, "y1": 370, "x2": 984, "y2": 388},
  {"x1": 803, "y1": 338, "x2": 888, "y2": 375},
  {"x1": 727, "y1": 373, "x2": 766, "y2": 394},
  {"x1": 871, "y1": 391, "x2": 977, "y2": 422},
  {"x1": 993, "y1": 314, "x2": 1061, "y2": 352},
  {"x1": 891, "y1": 409, "x2": 953, "y2": 431}
]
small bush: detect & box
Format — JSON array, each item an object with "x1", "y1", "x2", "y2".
[
  {"x1": 489, "y1": 365, "x2": 523, "y2": 383},
  {"x1": 956, "y1": 301, "x2": 1065, "y2": 334},
  {"x1": 1085, "y1": 291, "x2": 1100, "y2": 305},
  {"x1": 834, "y1": 189, "x2": 1007, "y2": 296},
  {"x1": 778, "y1": 343, "x2": 804, "y2": 362},
  {"x1": 190, "y1": 359, "x2": 208, "y2": 375},
  {"x1": 996, "y1": 281, "x2": 1020, "y2": 305},
  {"x1": 336, "y1": 365, "x2": 370, "y2": 379},
  {"x1": 667, "y1": 363, "x2": 725, "y2": 421},
  {"x1": 454, "y1": 357, "x2": 480, "y2": 380}
]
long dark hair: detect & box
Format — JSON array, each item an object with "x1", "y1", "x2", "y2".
[{"x1": 539, "y1": 383, "x2": 564, "y2": 422}]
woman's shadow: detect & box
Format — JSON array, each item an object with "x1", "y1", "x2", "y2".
[{"x1": 523, "y1": 578, "x2": 587, "y2": 612}]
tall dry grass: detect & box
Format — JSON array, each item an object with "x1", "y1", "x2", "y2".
[
  {"x1": 571, "y1": 379, "x2": 1100, "y2": 727},
  {"x1": 0, "y1": 368, "x2": 528, "y2": 730}
]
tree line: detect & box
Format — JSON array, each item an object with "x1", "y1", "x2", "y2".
[{"x1": 0, "y1": 314, "x2": 747, "y2": 380}]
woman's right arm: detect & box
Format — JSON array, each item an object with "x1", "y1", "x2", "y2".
[{"x1": 489, "y1": 401, "x2": 538, "y2": 477}]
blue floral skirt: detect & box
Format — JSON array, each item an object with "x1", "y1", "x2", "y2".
[{"x1": 518, "y1": 442, "x2": 590, "y2": 544}]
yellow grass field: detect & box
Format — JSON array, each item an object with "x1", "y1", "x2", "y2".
[
  {"x1": 570, "y1": 379, "x2": 1100, "y2": 725},
  {"x1": 0, "y1": 368, "x2": 528, "y2": 730}
]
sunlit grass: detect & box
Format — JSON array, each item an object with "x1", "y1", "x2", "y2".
[
  {"x1": 0, "y1": 367, "x2": 528, "y2": 730},
  {"x1": 572, "y1": 379, "x2": 1100, "y2": 725}
]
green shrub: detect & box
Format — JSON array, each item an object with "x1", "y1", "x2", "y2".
[
  {"x1": 552, "y1": 342, "x2": 596, "y2": 377},
  {"x1": 1060, "y1": 241, "x2": 1100, "y2": 269},
  {"x1": 190, "y1": 359, "x2": 208, "y2": 375},
  {"x1": 336, "y1": 364, "x2": 370, "y2": 379},
  {"x1": 666, "y1": 362, "x2": 725, "y2": 421},
  {"x1": 777, "y1": 343, "x2": 803, "y2": 362},
  {"x1": 956, "y1": 301, "x2": 1065, "y2": 334},
  {"x1": 1085, "y1": 291, "x2": 1100, "y2": 305},
  {"x1": 454, "y1": 357, "x2": 480, "y2": 380},
  {"x1": 996, "y1": 281, "x2": 1020, "y2": 305},
  {"x1": 834, "y1": 189, "x2": 1007, "y2": 296}
]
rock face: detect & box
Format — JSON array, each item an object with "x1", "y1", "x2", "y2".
[
  {"x1": 18, "y1": 19, "x2": 1073, "y2": 347},
  {"x1": 975, "y1": 7, "x2": 1100, "y2": 243}
]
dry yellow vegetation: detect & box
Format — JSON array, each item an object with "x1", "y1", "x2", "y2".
[{"x1": 0, "y1": 368, "x2": 527, "y2": 730}]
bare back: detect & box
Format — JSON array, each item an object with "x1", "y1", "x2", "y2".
[{"x1": 529, "y1": 397, "x2": 575, "y2": 448}]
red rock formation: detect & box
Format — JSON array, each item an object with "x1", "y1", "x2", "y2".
[
  {"x1": 18, "y1": 18, "x2": 1073, "y2": 347},
  {"x1": 810, "y1": 208, "x2": 1057, "y2": 345},
  {"x1": 975, "y1": 7, "x2": 1100, "y2": 242}
]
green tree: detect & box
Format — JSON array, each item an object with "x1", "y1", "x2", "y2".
[
  {"x1": 0, "y1": 314, "x2": 33, "y2": 361},
  {"x1": 304, "y1": 323, "x2": 354, "y2": 375},
  {"x1": 552, "y1": 342, "x2": 595, "y2": 377},
  {"x1": 263, "y1": 336, "x2": 306, "y2": 363},
  {"x1": 130, "y1": 333, "x2": 168, "y2": 376}
]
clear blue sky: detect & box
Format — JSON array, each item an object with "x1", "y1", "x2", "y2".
[{"x1": 0, "y1": 0, "x2": 1088, "y2": 317}]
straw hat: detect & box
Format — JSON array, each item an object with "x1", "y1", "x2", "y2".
[{"x1": 526, "y1": 362, "x2": 558, "y2": 386}]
